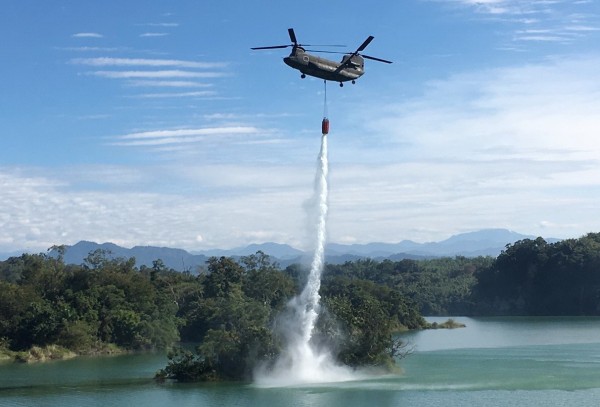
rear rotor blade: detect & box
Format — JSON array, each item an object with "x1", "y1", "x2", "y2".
[
  {"x1": 357, "y1": 36, "x2": 374, "y2": 52},
  {"x1": 305, "y1": 44, "x2": 346, "y2": 48},
  {"x1": 362, "y1": 54, "x2": 393, "y2": 64},
  {"x1": 304, "y1": 49, "x2": 346, "y2": 54},
  {"x1": 288, "y1": 28, "x2": 298, "y2": 45}
]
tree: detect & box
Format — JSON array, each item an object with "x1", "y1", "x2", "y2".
[
  {"x1": 241, "y1": 252, "x2": 295, "y2": 309},
  {"x1": 159, "y1": 254, "x2": 288, "y2": 381},
  {"x1": 320, "y1": 276, "x2": 425, "y2": 368},
  {"x1": 203, "y1": 256, "x2": 244, "y2": 298}
]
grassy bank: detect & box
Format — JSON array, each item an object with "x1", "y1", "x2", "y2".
[{"x1": 1, "y1": 343, "x2": 127, "y2": 364}]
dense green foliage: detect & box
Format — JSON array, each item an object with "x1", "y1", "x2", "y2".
[
  {"x1": 318, "y1": 276, "x2": 424, "y2": 368},
  {"x1": 0, "y1": 249, "x2": 183, "y2": 353},
  {"x1": 1, "y1": 249, "x2": 423, "y2": 380},
  {"x1": 159, "y1": 253, "x2": 296, "y2": 381},
  {"x1": 4, "y1": 233, "x2": 599, "y2": 380},
  {"x1": 325, "y1": 256, "x2": 494, "y2": 315},
  {"x1": 322, "y1": 234, "x2": 600, "y2": 317},
  {"x1": 472, "y1": 234, "x2": 600, "y2": 315},
  {"x1": 157, "y1": 252, "x2": 425, "y2": 381}
]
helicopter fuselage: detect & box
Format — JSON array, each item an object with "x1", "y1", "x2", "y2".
[{"x1": 283, "y1": 47, "x2": 364, "y2": 83}]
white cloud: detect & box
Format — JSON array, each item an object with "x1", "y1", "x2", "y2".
[
  {"x1": 565, "y1": 25, "x2": 600, "y2": 32},
  {"x1": 433, "y1": 0, "x2": 600, "y2": 45},
  {"x1": 134, "y1": 90, "x2": 217, "y2": 98},
  {"x1": 117, "y1": 126, "x2": 260, "y2": 140},
  {"x1": 327, "y1": 54, "x2": 600, "y2": 243},
  {"x1": 0, "y1": 166, "x2": 312, "y2": 254},
  {"x1": 125, "y1": 80, "x2": 213, "y2": 88},
  {"x1": 90, "y1": 70, "x2": 225, "y2": 79},
  {"x1": 72, "y1": 57, "x2": 227, "y2": 69},
  {"x1": 73, "y1": 59, "x2": 227, "y2": 95},
  {"x1": 72, "y1": 32, "x2": 103, "y2": 38},
  {"x1": 111, "y1": 126, "x2": 262, "y2": 147},
  {"x1": 60, "y1": 46, "x2": 122, "y2": 52},
  {"x1": 140, "y1": 22, "x2": 179, "y2": 27},
  {"x1": 140, "y1": 33, "x2": 169, "y2": 37}
]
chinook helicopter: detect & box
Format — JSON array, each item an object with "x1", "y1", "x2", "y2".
[{"x1": 251, "y1": 28, "x2": 392, "y2": 87}]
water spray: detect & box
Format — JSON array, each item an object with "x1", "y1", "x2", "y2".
[
  {"x1": 254, "y1": 80, "x2": 360, "y2": 387},
  {"x1": 296, "y1": 79, "x2": 330, "y2": 344}
]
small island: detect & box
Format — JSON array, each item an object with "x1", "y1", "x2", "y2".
[{"x1": 428, "y1": 319, "x2": 466, "y2": 329}]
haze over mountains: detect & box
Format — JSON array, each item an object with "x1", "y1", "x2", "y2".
[{"x1": 1, "y1": 229, "x2": 559, "y2": 272}]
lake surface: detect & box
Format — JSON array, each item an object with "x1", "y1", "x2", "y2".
[{"x1": 2, "y1": 317, "x2": 600, "y2": 406}]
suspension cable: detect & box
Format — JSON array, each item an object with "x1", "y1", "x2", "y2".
[
  {"x1": 323, "y1": 80, "x2": 328, "y2": 118},
  {"x1": 321, "y1": 80, "x2": 330, "y2": 135}
]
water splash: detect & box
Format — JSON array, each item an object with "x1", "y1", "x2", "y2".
[{"x1": 254, "y1": 134, "x2": 359, "y2": 387}]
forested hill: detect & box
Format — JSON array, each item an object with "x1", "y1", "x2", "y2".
[
  {"x1": 323, "y1": 233, "x2": 600, "y2": 316},
  {"x1": 472, "y1": 233, "x2": 600, "y2": 315}
]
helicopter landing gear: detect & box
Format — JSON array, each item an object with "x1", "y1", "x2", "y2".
[
  {"x1": 352, "y1": 80, "x2": 356, "y2": 85},
  {"x1": 339, "y1": 82, "x2": 343, "y2": 87},
  {"x1": 301, "y1": 74, "x2": 306, "y2": 79}
]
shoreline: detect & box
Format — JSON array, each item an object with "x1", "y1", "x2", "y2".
[
  {"x1": 1, "y1": 320, "x2": 466, "y2": 365},
  {"x1": 1, "y1": 343, "x2": 128, "y2": 364}
]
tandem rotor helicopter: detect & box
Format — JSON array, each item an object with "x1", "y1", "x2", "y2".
[{"x1": 251, "y1": 28, "x2": 392, "y2": 87}]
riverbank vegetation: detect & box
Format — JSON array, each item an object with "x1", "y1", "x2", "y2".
[
  {"x1": 322, "y1": 233, "x2": 600, "y2": 317},
  {"x1": 472, "y1": 233, "x2": 600, "y2": 315},
  {"x1": 0, "y1": 248, "x2": 183, "y2": 361},
  {"x1": 2, "y1": 232, "x2": 599, "y2": 378}
]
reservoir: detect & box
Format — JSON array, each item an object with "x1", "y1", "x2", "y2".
[{"x1": 2, "y1": 317, "x2": 600, "y2": 406}]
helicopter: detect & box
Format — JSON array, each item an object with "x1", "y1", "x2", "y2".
[{"x1": 251, "y1": 28, "x2": 392, "y2": 87}]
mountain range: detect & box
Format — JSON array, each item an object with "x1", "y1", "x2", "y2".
[{"x1": 0, "y1": 229, "x2": 558, "y2": 272}]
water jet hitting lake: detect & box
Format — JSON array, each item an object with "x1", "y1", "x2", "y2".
[{"x1": 254, "y1": 133, "x2": 359, "y2": 387}]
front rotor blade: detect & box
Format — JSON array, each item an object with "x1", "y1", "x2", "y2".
[
  {"x1": 357, "y1": 36, "x2": 374, "y2": 52},
  {"x1": 288, "y1": 28, "x2": 298, "y2": 45},
  {"x1": 251, "y1": 45, "x2": 290, "y2": 50},
  {"x1": 305, "y1": 44, "x2": 347, "y2": 48},
  {"x1": 304, "y1": 49, "x2": 346, "y2": 54},
  {"x1": 362, "y1": 54, "x2": 393, "y2": 64}
]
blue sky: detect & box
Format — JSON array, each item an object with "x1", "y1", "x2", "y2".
[{"x1": 2, "y1": 0, "x2": 600, "y2": 254}]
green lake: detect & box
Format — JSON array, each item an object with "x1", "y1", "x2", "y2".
[{"x1": 2, "y1": 317, "x2": 600, "y2": 406}]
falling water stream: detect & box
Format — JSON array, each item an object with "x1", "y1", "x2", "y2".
[
  {"x1": 299, "y1": 133, "x2": 328, "y2": 345},
  {"x1": 254, "y1": 133, "x2": 360, "y2": 387}
]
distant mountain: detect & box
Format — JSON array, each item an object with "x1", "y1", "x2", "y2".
[
  {"x1": 0, "y1": 249, "x2": 30, "y2": 261},
  {"x1": 195, "y1": 242, "x2": 304, "y2": 260},
  {"x1": 326, "y1": 229, "x2": 538, "y2": 258},
  {"x1": 402, "y1": 228, "x2": 540, "y2": 257},
  {"x1": 58, "y1": 241, "x2": 209, "y2": 272},
  {"x1": 326, "y1": 241, "x2": 423, "y2": 257},
  {"x1": 4, "y1": 229, "x2": 559, "y2": 271}
]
